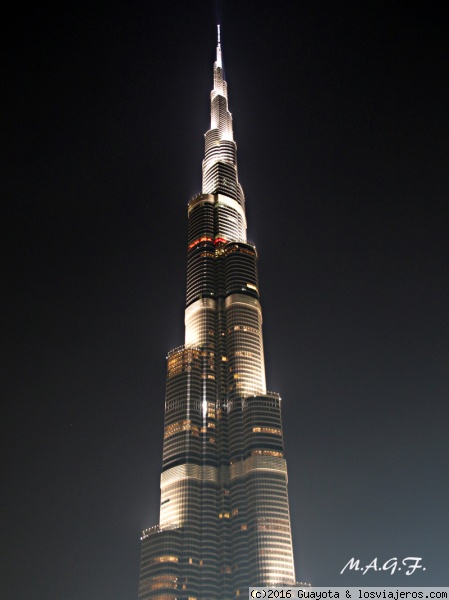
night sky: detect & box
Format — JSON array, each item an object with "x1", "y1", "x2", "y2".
[{"x1": 3, "y1": 0, "x2": 449, "y2": 596}]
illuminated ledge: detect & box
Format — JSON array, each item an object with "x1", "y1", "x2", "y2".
[
  {"x1": 187, "y1": 192, "x2": 247, "y2": 229},
  {"x1": 161, "y1": 463, "x2": 218, "y2": 486},
  {"x1": 225, "y1": 293, "x2": 262, "y2": 312},
  {"x1": 141, "y1": 522, "x2": 180, "y2": 539},
  {"x1": 159, "y1": 455, "x2": 287, "y2": 490},
  {"x1": 229, "y1": 455, "x2": 287, "y2": 480}
]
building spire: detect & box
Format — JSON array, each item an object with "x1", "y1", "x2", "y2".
[{"x1": 216, "y1": 24, "x2": 222, "y2": 68}]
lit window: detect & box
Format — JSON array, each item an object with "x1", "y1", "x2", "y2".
[
  {"x1": 152, "y1": 555, "x2": 179, "y2": 563},
  {"x1": 251, "y1": 450, "x2": 284, "y2": 458},
  {"x1": 252, "y1": 426, "x2": 282, "y2": 435}
]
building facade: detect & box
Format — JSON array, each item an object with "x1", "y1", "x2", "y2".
[{"x1": 139, "y1": 29, "x2": 297, "y2": 599}]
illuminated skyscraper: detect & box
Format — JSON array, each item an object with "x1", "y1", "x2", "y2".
[{"x1": 139, "y1": 28, "x2": 297, "y2": 599}]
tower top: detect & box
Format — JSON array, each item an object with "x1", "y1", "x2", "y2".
[{"x1": 216, "y1": 24, "x2": 222, "y2": 68}]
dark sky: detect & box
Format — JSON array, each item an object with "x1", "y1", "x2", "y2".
[{"x1": 3, "y1": 0, "x2": 449, "y2": 596}]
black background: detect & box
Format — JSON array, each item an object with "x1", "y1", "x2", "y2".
[{"x1": 3, "y1": 0, "x2": 449, "y2": 596}]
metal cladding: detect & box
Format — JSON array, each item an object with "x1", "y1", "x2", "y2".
[{"x1": 139, "y1": 29, "x2": 296, "y2": 600}]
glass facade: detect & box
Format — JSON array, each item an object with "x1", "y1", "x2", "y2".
[{"x1": 139, "y1": 29, "x2": 296, "y2": 599}]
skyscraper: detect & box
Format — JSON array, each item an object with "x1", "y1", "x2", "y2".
[{"x1": 139, "y1": 28, "x2": 297, "y2": 599}]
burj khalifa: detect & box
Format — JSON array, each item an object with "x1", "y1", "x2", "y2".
[{"x1": 139, "y1": 28, "x2": 297, "y2": 599}]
